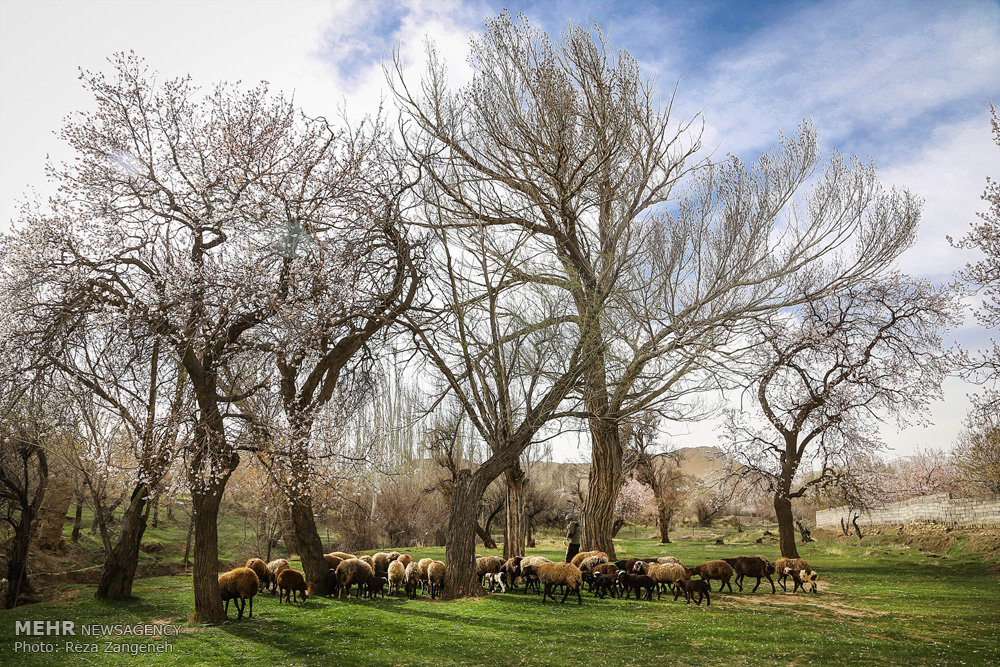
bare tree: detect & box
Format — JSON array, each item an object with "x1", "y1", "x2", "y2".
[
  {"x1": 393, "y1": 12, "x2": 922, "y2": 556},
  {"x1": 406, "y1": 215, "x2": 591, "y2": 597},
  {"x1": 724, "y1": 276, "x2": 958, "y2": 557}
]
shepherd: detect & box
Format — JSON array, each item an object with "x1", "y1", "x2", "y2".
[{"x1": 565, "y1": 515, "x2": 581, "y2": 563}]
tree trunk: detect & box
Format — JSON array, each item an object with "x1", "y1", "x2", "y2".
[
  {"x1": 288, "y1": 496, "x2": 331, "y2": 596},
  {"x1": 444, "y1": 470, "x2": 486, "y2": 598},
  {"x1": 96, "y1": 485, "x2": 149, "y2": 599},
  {"x1": 191, "y1": 485, "x2": 228, "y2": 622},
  {"x1": 503, "y1": 466, "x2": 527, "y2": 559},
  {"x1": 657, "y1": 505, "x2": 672, "y2": 544},
  {"x1": 583, "y1": 417, "x2": 622, "y2": 558},
  {"x1": 526, "y1": 516, "x2": 536, "y2": 548},
  {"x1": 151, "y1": 497, "x2": 159, "y2": 528},
  {"x1": 279, "y1": 504, "x2": 299, "y2": 556},
  {"x1": 4, "y1": 519, "x2": 35, "y2": 608},
  {"x1": 774, "y1": 492, "x2": 800, "y2": 558},
  {"x1": 36, "y1": 473, "x2": 74, "y2": 550},
  {"x1": 71, "y1": 495, "x2": 83, "y2": 542}
]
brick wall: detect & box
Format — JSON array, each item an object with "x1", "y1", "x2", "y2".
[{"x1": 815, "y1": 493, "x2": 1000, "y2": 528}]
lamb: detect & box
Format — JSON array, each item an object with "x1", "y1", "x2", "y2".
[
  {"x1": 276, "y1": 568, "x2": 308, "y2": 604},
  {"x1": 673, "y1": 578, "x2": 711, "y2": 606},
  {"x1": 427, "y1": 560, "x2": 446, "y2": 599},
  {"x1": 476, "y1": 555, "x2": 504, "y2": 584},
  {"x1": 218, "y1": 567, "x2": 259, "y2": 619},
  {"x1": 615, "y1": 558, "x2": 642, "y2": 573},
  {"x1": 784, "y1": 567, "x2": 819, "y2": 593},
  {"x1": 519, "y1": 556, "x2": 550, "y2": 593},
  {"x1": 579, "y1": 555, "x2": 609, "y2": 573},
  {"x1": 501, "y1": 557, "x2": 522, "y2": 589},
  {"x1": 404, "y1": 561, "x2": 421, "y2": 599},
  {"x1": 690, "y1": 560, "x2": 735, "y2": 593},
  {"x1": 372, "y1": 552, "x2": 391, "y2": 575},
  {"x1": 266, "y1": 558, "x2": 291, "y2": 593},
  {"x1": 365, "y1": 574, "x2": 388, "y2": 599},
  {"x1": 336, "y1": 558, "x2": 375, "y2": 599},
  {"x1": 537, "y1": 562, "x2": 583, "y2": 605},
  {"x1": 388, "y1": 560, "x2": 406, "y2": 595},
  {"x1": 774, "y1": 557, "x2": 812, "y2": 591},
  {"x1": 723, "y1": 556, "x2": 776, "y2": 593},
  {"x1": 592, "y1": 573, "x2": 617, "y2": 598},
  {"x1": 245, "y1": 558, "x2": 270, "y2": 591},
  {"x1": 617, "y1": 571, "x2": 657, "y2": 600},
  {"x1": 485, "y1": 571, "x2": 508, "y2": 593}
]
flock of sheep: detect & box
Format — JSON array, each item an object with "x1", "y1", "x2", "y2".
[{"x1": 215, "y1": 549, "x2": 820, "y2": 619}]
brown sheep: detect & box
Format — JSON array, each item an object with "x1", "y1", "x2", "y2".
[
  {"x1": 218, "y1": 567, "x2": 259, "y2": 619},
  {"x1": 570, "y1": 550, "x2": 605, "y2": 568},
  {"x1": 324, "y1": 554, "x2": 344, "y2": 572},
  {"x1": 404, "y1": 561, "x2": 421, "y2": 598},
  {"x1": 428, "y1": 560, "x2": 446, "y2": 599},
  {"x1": 476, "y1": 555, "x2": 504, "y2": 583},
  {"x1": 266, "y1": 558, "x2": 290, "y2": 594},
  {"x1": 327, "y1": 551, "x2": 355, "y2": 561},
  {"x1": 372, "y1": 552, "x2": 391, "y2": 575},
  {"x1": 276, "y1": 568, "x2": 308, "y2": 603},
  {"x1": 245, "y1": 558, "x2": 270, "y2": 591},
  {"x1": 691, "y1": 560, "x2": 735, "y2": 593},
  {"x1": 336, "y1": 558, "x2": 374, "y2": 599},
  {"x1": 358, "y1": 554, "x2": 375, "y2": 569},
  {"x1": 723, "y1": 556, "x2": 776, "y2": 593},
  {"x1": 537, "y1": 562, "x2": 583, "y2": 605},
  {"x1": 387, "y1": 551, "x2": 402, "y2": 562},
  {"x1": 388, "y1": 560, "x2": 406, "y2": 595},
  {"x1": 397, "y1": 554, "x2": 413, "y2": 567}
]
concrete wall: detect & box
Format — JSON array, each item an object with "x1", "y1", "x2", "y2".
[{"x1": 815, "y1": 493, "x2": 1000, "y2": 529}]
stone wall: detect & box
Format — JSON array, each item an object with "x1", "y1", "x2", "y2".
[{"x1": 815, "y1": 493, "x2": 1000, "y2": 529}]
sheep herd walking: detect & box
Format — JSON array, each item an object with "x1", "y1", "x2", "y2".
[{"x1": 215, "y1": 550, "x2": 819, "y2": 619}]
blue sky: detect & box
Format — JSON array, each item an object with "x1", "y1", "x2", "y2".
[{"x1": 1, "y1": 0, "x2": 998, "y2": 459}]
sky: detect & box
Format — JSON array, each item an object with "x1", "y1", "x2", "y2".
[{"x1": 1, "y1": 0, "x2": 998, "y2": 462}]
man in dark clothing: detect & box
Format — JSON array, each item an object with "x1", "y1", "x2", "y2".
[{"x1": 565, "y1": 516, "x2": 581, "y2": 562}]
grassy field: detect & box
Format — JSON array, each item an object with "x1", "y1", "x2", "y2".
[{"x1": 2, "y1": 530, "x2": 998, "y2": 666}]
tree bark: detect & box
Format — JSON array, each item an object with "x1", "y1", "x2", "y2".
[
  {"x1": 191, "y1": 483, "x2": 228, "y2": 622},
  {"x1": 657, "y1": 505, "x2": 672, "y2": 544},
  {"x1": 583, "y1": 417, "x2": 622, "y2": 558},
  {"x1": 444, "y1": 470, "x2": 486, "y2": 598},
  {"x1": 151, "y1": 496, "x2": 159, "y2": 529},
  {"x1": 183, "y1": 513, "x2": 194, "y2": 567},
  {"x1": 475, "y1": 522, "x2": 497, "y2": 549},
  {"x1": 288, "y1": 496, "x2": 331, "y2": 596},
  {"x1": 95, "y1": 485, "x2": 150, "y2": 599},
  {"x1": 503, "y1": 466, "x2": 527, "y2": 559},
  {"x1": 774, "y1": 492, "x2": 800, "y2": 558},
  {"x1": 4, "y1": 520, "x2": 34, "y2": 608}
]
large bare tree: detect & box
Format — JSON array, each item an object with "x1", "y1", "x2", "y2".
[
  {"x1": 393, "y1": 12, "x2": 921, "y2": 556},
  {"x1": 723, "y1": 275, "x2": 958, "y2": 557}
]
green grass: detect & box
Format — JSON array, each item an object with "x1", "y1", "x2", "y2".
[{"x1": 3, "y1": 534, "x2": 998, "y2": 666}]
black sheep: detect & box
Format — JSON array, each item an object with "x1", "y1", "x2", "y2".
[
  {"x1": 616, "y1": 571, "x2": 656, "y2": 601},
  {"x1": 593, "y1": 573, "x2": 617, "y2": 599},
  {"x1": 674, "y1": 578, "x2": 711, "y2": 606}
]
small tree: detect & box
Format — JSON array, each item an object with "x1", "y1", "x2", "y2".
[
  {"x1": 724, "y1": 276, "x2": 958, "y2": 557},
  {"x1": 953, "y1": 404, "x2": 1000, "y2": 496}
]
